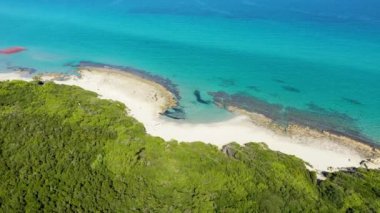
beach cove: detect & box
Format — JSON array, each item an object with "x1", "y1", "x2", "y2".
[
  {"x1": 1, "y1": 64, "x2": 379, "y2": 172},
  {"x1": 1, "y1": 2, "x2": 380, "y2": 145}
]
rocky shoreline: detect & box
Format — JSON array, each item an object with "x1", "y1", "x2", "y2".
[
  {"x1": 2, "y1": 63, "x2": 379, "y2": 171},
  {"x1": 77, "y1": 61, "x2": 181, "y2": 101},
  {"x1": 208, "y1": 91, "x2": 380, "y2": 167}
]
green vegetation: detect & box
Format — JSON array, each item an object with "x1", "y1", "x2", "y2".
[{"x1": 0, "y1": 80, "x2": 379, "y2": 212}]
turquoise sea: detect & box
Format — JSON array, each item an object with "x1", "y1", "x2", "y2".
[{"x1": 1, "y1": 0, "x2": 380, "y2": 144}]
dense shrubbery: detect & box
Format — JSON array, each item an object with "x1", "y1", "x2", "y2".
[{"x1": 0, "y1": 81, "x2": 379, "y2": 212}]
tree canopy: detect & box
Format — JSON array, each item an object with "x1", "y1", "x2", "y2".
[{"x1": 0, "y1": 81, "x2": 379, "y2": 212}]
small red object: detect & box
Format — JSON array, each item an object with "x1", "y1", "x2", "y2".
[{"x1": 0, "y1": 47, "x2": 27, "y2": 54}]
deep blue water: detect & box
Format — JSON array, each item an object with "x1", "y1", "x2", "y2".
[{"x1": 0, "y1": 0, "x2": 380, "y2": 143}]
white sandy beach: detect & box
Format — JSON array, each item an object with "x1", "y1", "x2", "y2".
[{"x1": 1, "y1": 69, "x2": 379, "y2": 171}]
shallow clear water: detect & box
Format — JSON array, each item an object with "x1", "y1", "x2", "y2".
[{"x1": 1, "y1": 0, "x2": 380, "y2": 143}]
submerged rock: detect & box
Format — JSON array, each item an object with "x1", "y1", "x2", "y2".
[
  {"x1": 7, "y1": 66, "x2": 37, "y2": 74},
  {"x1": 63, "y1": 62, "x2": 78, "y2": 68},
  {"x1": 78, "y1": 61, "x2": 181, "y2": 100},
  {"x1": 208, "y1": 91, "x2": 283, "y2": 121},
  {"x1": 282, "y1": 85, "x2": 301, "y2": 93},
  {"x1": 273, "y1": 79, "x2": 286, "y2": 84},
  {"x1": 162, "y1": 106, "x2": 186, "y2": 120},
  {"x1": 193, "y1": 90, "x2": 211, "y2": 104},
  {"x1": 247, "y1": 85, "x2": 261, "y2": 92},
  {"x1": 342, "y1": 97, "x2": 363, "y2": 106},
  {"x1": 306, "y1": 102, "x2": 329, "y2": 113},
  {"x1": 208, "y1": 91, "x2": 379, "y2": 150},
  {"x1": 217, "y1": 77, "x2": 235, "y2": 87}
]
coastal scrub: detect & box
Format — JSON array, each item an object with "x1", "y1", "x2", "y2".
[{"x1": 0, "y1": 81, "x2": 379, "y2": 212}]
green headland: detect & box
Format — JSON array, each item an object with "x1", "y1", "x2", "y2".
[{"x1": 0, "y1": 81, "x2": 379, "y2": 212}]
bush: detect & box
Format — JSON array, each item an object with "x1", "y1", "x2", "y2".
[{"x1": 0, "y1": 81, "x2": 379, "y2": 212}]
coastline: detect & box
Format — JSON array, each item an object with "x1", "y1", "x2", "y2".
[
  {"x1": 1, "y1": 65, "x2": 379, "y2": 171},
  {"x1": 226, "y1": 106, "x2": 380, "y2": 159}
]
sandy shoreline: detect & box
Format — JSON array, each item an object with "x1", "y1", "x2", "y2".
[{"x1": 1, "y1": 67, "x2": 379, "y2": 171}]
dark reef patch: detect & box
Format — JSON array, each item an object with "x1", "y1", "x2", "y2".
[
  {"x1": 306, "y1": 103, "x2": 329, "y2": 113},
  {"x1": 208, "y1": 91, "x2": 377, "y2": 146},
  {"x1": 247, "y1": 85, "x2": 261, "y2": 92},
  {"x1": 270, "y1": 93, "x2": 279, "y2": 98},
  {"x1": 161, "y1": 106, "x2": 186, "y2": 120},
  {"x1": 77, "y1": 61, "x2": 181, "y2": 100},
  {"x1": 282, "y1": 85, "x2": 301, "y2": 93},
  {"x1": 194, "y1": 90, "x2": 211, "y2": 104},
  {"x1": 7, "y1": 66, "x2": 37, "y2": 74},
  {"x1": 285, "y1": 106, "x2": 358, "y2": 136},
  {"x1": 208, "y1": 91, "x2": 283, "y2": 122},
  {"x1": 273, "y1": 79, "x2": 286, "y2": 84},
  {"x1": 342, "y1": 97, "x2": 363, "y2": 106},
  {"x1": 217, "y1": 78, "x2": 235, "y2": 87},
  {"x1": 76, "y1": 61, "x2": 185, "y2": 120},
  {"x1": 63, "y1": 61, "x2": 78, "y2": 68}
]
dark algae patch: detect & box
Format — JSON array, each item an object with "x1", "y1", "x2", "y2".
[
  {"x1": 273, "y1": 79, "x2": 286, "y2": 84},
  {"x1": 162, "y1": 106, "x2": 186, "y2": 120},
  {"x1": 282, "y1": 85, "x2": 301, "y2": 93},
  {"x1": 307, "y1": 102, "x2": 329, "y2": 113},
  {"x1": 0, "y1": 81, "x2": 380, "y2": 212},
  {"x1": 208, "y1": 91, "x2": 376, "y2": 146},
  {"x1": 209, "y1": 91, "x2": 283, "y2": 120},
  {"x1": 247, "y1": 85, "x2": 261, "y2": 92},
  {"x1": 7, "y1": 66, "x2": 37, "y2": 73},
  {"x1": 342, "y1": 97, "x2": 363, "y2": 106},
  {"x1": 193, "y1": 90, "x2": 211, "y2": 104},
  {"x1": 216, "y1": 77, "x2": 235, "y2": 87}
]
